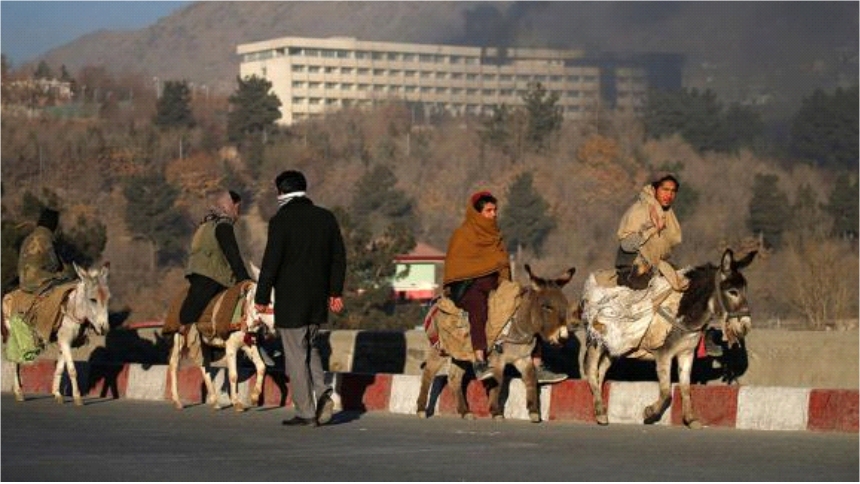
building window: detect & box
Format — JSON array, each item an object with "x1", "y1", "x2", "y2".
[
  {"x1": 464, "y1": 57, "x2": 478, "y2": 65},
  {"x1": 341, "y1": 67, "x2": 354, "y2": 75},
  {"x1": 308, "y1": 66, "x2": 321, "y2": 73},
  {"x1": 373, "y1": 69, "x2": 386, "y2": 76},
  {"x1": 275, "y1": 48, "x2": 285, "y2": 57},
  {"x1": 420, "y1": 86, "x2": 432, "y2": 93},
  {"x1": 483, "y1": 74, "x2": 496, "y2": 81},
  {"x1": 389, "y1": 69, "x2": 401, "y2": 76},
  {"x1": 289, "y1": 47, "x2": 303, "y2": 56},
  {"x1": 567, "y1": 75, "x2": 581, "y2": 82},
  {"x1": 390, "y1": 85, "x2": 402, "y2": 93},
  {"x1": 404, "y1": 70, "x2": 416, "y2": 77},
  {"x1": 326, "y1": 98, "x2": 339, "y2": 105},
  {"x1": 387, "y1": 52, "x2": 399, "y2": 61},
  {"x1": 517, "y1": 74, "x2": 531, "y2": 82},
  {"x1": 292, "y1": 81, "x2": 306, "y2": 88},
  {"x1": 321, "y1": 49, "x2": 335, "y2": 58},
  {"x1": 325, "y1": 82, "x2": 338, "y2": 89},
  {"x1": 292, "y1": 64, "x2": 306, "y2": 72},
  {"x1": 357, "y1": 84, "x2": 369, "y2": 91},
  {"x1": 342, "y1": 83, "x2": 354, "y2": 90},
  {"x1": 305, "y1": 49, "x2": 320, "y2": 57},
  {"x1": 436, "y1": 87, "x2": 447, "y2": 94},
  {"x1": 309, "y1": 97, "x2": 321, "y2": 105},
  {"x1": 419, "y1": 54, "x2": 434, "y2": 62},
  {"x1": 499, "y1": 74, "x2": 513, "y2": 81},
  {"x1": 434, "y1": 55, "x2": 445, "y2": 63},
  {"x1": 466, "y1": 73, "x2": 478, "y2": 81},
  {"x1": 402, "y1": 53, "x2": 416, "y2": 62},
  {"x1": 357, "y1": 68, "x2": 370, "y2": 76},
  {"x1": 566, "y1": 90, "x2": 580, "y2": 97},
  {"x1": 436, "y1": 72, "x2": 447, "y2": 79},
  {"x1": 567, "y1": 106, "x2": 581, "y2": 112},
  {"x1": 482, "y1": 89, "x2": 495, "y2": 96},
  {"x1": 420, "y1": 71, "x2": 432, "y2": 78},
  {"x1": 450, "y1": 55, "x2": 461, "y2": 64},
  {"x1": 336, "y1": 50, "x2": 350, "y2": 59},
  {"x1": 308, "y1": 82, "x2": 321, "y2": 89},
  {"x1": 501, "y1": 89, "x2": 514, "y2": 97},
  {"x1": 451, "y1": 73, "x2": 463, "y2": 80},
  {"x1": 372, "y1": 52, "x2": 384, "y2": 60},
  {"x1": 404, "y1": 85, "x2": 416, "y2": 93},
  {"x1": 584, "y1": 75, "x2": 597, "y2": 82},
  {"x1": 292, "y1": 97, "x2": 305, "y2": 104},
  {"x1": 325, "y1": 66, "x2": 337, "y2": 74},
  {"x1": 466, "y1": 88, "x2": 479, "y2": 95},
  {"x1": 342, "y1": 99, "x2": 353, "y2": 107},
  {"x1": 534, "y1": 75, "x2": 547, "y2": 82},
  {"x1": 550, "y1": 75, "x2": 563, "y2": 82},
  {"x1": 373, "y1": 84, "x2": 386, "y2": 92},
  {"x1": 355, "y1": 51, "x2": 369, "y2": 60}
]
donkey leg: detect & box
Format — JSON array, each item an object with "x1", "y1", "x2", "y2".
[
  {"x1": 242, "y1": 343, "x2": 266, "y2": 408},
  {"x1": 225, "y1": 336, "x2": 244, "y2": 412},
  {"x1": 416, "y1": 351, "x2": 444, "y2": 418},
  {"x1": 644, "y1": 353, "x2": 673, "y2": 424},
  {"x1": 515, "y1": 356, "x2": 541, "y2": 423},
  {"x1": 450, "y1": 364, "x2": 474, "y2": 420},
  {"x1": 585, "y1": 344, "x2": 609, "y2": 425},
  {"x1": 59, "y1": 340, "x2": 83, "y2": 406},
  {"x1": 168, "y1": 334, "x2": 184, "y2": 410},
  {"x1": 676, "y1": 350, "x2": 702, "y2": 429},
  {"x1": 200, "y1": 365, "x2": 219, "y2": 409},
  {"x1": 12, "y1": 363, "x2": 25, "y2": 402}
]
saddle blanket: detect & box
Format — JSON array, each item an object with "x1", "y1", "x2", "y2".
[
  {"x1": 581, "y1": 269, "x2": 685, "y2": 357},
  {"x1": 423, "y1": 279, "x2": 522, "y2": 361},
  {"x1": 3, "y1": 282, "x2": 79, "y2": 344},
  {"x1": 162, "y1": 281, "x2": 252, "y2": 340}
]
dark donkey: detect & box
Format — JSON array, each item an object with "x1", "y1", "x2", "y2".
[
  {"x1": 584, "y1": 249, "x2": 756, "y2": 428},
  {"x1": 416, "y1": 264, "x2": 575, "y2": 423}
]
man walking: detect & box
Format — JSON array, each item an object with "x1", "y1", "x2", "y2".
[{"x1": 255, "y1": 170, "x2": 347, "y2": 427}]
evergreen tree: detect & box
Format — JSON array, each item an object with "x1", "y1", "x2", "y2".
[
  {"x1": 822, "y1": 175, "x2": 859, "y2": 240},
  {"x1": 227, "y1": 75, "x2": 282, "y2": 144},
  {"x1": 351, "y1": 164, "x2": 416, "y2": 233},
  {"x1": 522, "y1": 82, "x2": 562, "y2": 151},
  {"x1": 122, "y1": 172, "x2": 189, "y2": 265},
  {"x1": 789, "y1": 86, "x2": 859, "y2": 171},
  {"x1": 788, "y1": 183, "x2": 826, "y2": 240},
  {"x1": 34, "y1": 60, "x2": 52, "y2": 80},
  {"x1": 499, "y1": 172, "x2": 556, "y2": 257},
  {"x1": 747, "y1": 173, "x2": 790, "y2": 248},
  {"x1": 154, "y1": 80, "x2": 195, "y2": 129}
]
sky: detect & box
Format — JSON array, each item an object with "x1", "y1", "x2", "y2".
[{"x1": 1, "y1": 1, "x2": 191, "y2": 66}]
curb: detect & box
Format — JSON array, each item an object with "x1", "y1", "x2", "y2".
[{"x1": 2, "y1": 359, "x2": 857, "y2": 433}]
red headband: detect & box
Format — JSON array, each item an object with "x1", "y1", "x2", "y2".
[{"x1": 470, "y1": 191, "x2": 493, "y2": 206}]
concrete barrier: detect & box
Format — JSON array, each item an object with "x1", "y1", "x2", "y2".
[{"x1": 1, "y1": 359, "x2": 856, "y2": 433}]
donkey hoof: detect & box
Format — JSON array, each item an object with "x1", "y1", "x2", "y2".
[
  {"x1": 14, "y1": 393, "x2": 25, "y2": 402},
  {"x1": 73, "y1": 397, "x2": 84, "y2": 407},
  {"x1": 173, "y1": 401, "x2": 184, "y2": 411},
  {"x1": 54, "y1": 395, "x2": 64, "y2": 404},
  {"x1": 529, "y1": 413, "x2": 541, "y2": 423},
  {"x1": 233, "y1": 403, "x2": 246, "y2": 413},
  {"x1": 643, "y1": 407, "x2": 661, "y2": 425},
  {"x1": 416, "y1": 410, "x2": 427, "y2": 419},
  {"x1": 492, "y1": 414, "x2": 505, "y2": 421},
  {"x1": 461, "y1": 412, "x2": 475, "y2": 420},
  {"x1": 596, "y1": 414, "x2": 609, "y2": 426},
  {"x1": 685, "y1": 419, "x2": 703, "y2": 430}
]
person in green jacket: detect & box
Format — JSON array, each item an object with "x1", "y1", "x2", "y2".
[{"x1": 18, "y1": 207, "x2": 72, "y2": 295}]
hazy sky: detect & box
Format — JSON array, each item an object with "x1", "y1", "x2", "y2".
[{"x1": 1, "y1": 1, "x2": 190, "y2": 66}]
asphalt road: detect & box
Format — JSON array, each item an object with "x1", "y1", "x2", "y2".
[{"x1": 1, "y1": 394, "x2": 857, "y2": 481}]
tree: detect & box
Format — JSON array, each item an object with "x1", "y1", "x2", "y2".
[
  {"x1": 522, "y1": 82, "x2": 562, "y2": 151},
  {"x1": 227, "y1": 75, "x2": 281, "y2": 144},
  {"x1": 747, "y1": 173, "x2": 790, "y2": 248},
  {"x1": 499, "y1": 172, "x2": 556, "y2": 257},
  {"x1": 34, "y1": 60, "x2": 52, "y2": 80},
  {"x1": 59, "y1": 65, "x2": 73, "y2": 83},
  {"x1": 122, "y1": 172, "x2": 189, "y2": 265},
  {"x1": 822, "y1": 175, "x2": 859, "y2": 240},
  {"x1": 351, "y1": 164, "x2": 416, "y2": 233},
  {"x1": 154, "y1": 80, "x2": 195, "y2": 129},
  {"x1": 789, "y1": 86, "x2": 859, "y2": 171}
]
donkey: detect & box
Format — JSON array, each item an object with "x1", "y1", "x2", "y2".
[
  {"x1": 167, "y1": 273, "x2": 275, "y2": 412},
  {"x1": 2, "y1": 262, "x2": 111, "y2": 405},
  {"x1": 416, "y1": 264, "x2": 575, "y2": 423},
  {"x1": 583, "y1": 249, "x2": 755, "y2": 428}
]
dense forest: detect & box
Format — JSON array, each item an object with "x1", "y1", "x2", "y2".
[{"x1": 2, "y1": 58, "x2": 857, "y2": 330}]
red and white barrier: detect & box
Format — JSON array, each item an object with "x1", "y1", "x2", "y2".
[{"x1": 2, "y1": 360, "x2": 857, "y2": 433}]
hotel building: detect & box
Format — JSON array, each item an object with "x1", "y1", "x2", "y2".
[{"x1": 237, "y1": 36, "x2": 658, "y2": 126}]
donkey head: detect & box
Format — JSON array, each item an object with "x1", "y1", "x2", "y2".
[
  {"x1": 715, "y1": 249, "x2": 756, "y2": 347},
  {"x1": 72, "y1": 262, "x2": 111, "y2": 336},
  {"x1": 524, "y1": 264, "x2": 576, "y2": 346}
]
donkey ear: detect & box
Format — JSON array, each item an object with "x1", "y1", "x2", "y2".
[
  {"x1": 732, "y1": 251, "x2": 757, "y2": 271},
  {"x1": 554, "y1": 267, "x2": 576, "y2": 287},
  {"x1": 99, "y1": 262, "x2": 110, "y2": 280},
  {"x1": 720, "y1": 249, "x2": 734, "y2": 273},
  {"x1": 73, "y1": 262, "x2": 87, "y2": 280}
]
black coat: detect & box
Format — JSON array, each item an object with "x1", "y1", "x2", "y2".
[{"x1": 255, "y1": 197, "x2": 346, "y2": 328}]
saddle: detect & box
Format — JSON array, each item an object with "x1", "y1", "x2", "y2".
[
  {"x1": 581, "y1": 269, "x2": 682, "y2": 357},
  {"x1": 423, "y1": 279, "x2": 522, "y2": 362},
  {"x1": 3, "y1": 282, "x2": 79, "y2": 344},
  {"x1": 162, "y1": 281, "x2": 253, "y2": 340}
]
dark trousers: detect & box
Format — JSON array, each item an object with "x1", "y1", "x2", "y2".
[
  {"x1": 179, "y1": 274, "x2": 226, "y2": 325},
  {"x1": 453, "y1": 273, "x2": 499, "y2": 353}
]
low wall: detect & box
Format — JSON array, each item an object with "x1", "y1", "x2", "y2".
[{"x1": 20, "y1": 326, "x2": 860, "y2": 389}]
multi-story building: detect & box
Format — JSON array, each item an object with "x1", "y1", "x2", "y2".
[{"x1": 237, "y1": 36, "x2": 657, "y2": 126}]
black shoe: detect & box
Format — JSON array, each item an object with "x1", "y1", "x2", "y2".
[
  {"x1": 472, "y1": 360, "x2": 494, "y2": 381},
  {"x1": 316, "y1": 393, "x2": 334, "y2": 426},
  {"x1": 281, "y1": 416, "x2": 318, "y2": 427}
]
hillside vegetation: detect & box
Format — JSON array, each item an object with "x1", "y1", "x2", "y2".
[{"x1": 1, "y1": 73, "x2": 856, "y2": 330}]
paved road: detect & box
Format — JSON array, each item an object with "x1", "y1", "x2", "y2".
[{"x1": 2, "y1": 394, "x2": 857, "y2": 481}]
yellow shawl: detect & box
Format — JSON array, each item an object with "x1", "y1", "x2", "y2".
[{"x1": 443, "y1": 200, "x2": 510, "y2": 284}]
